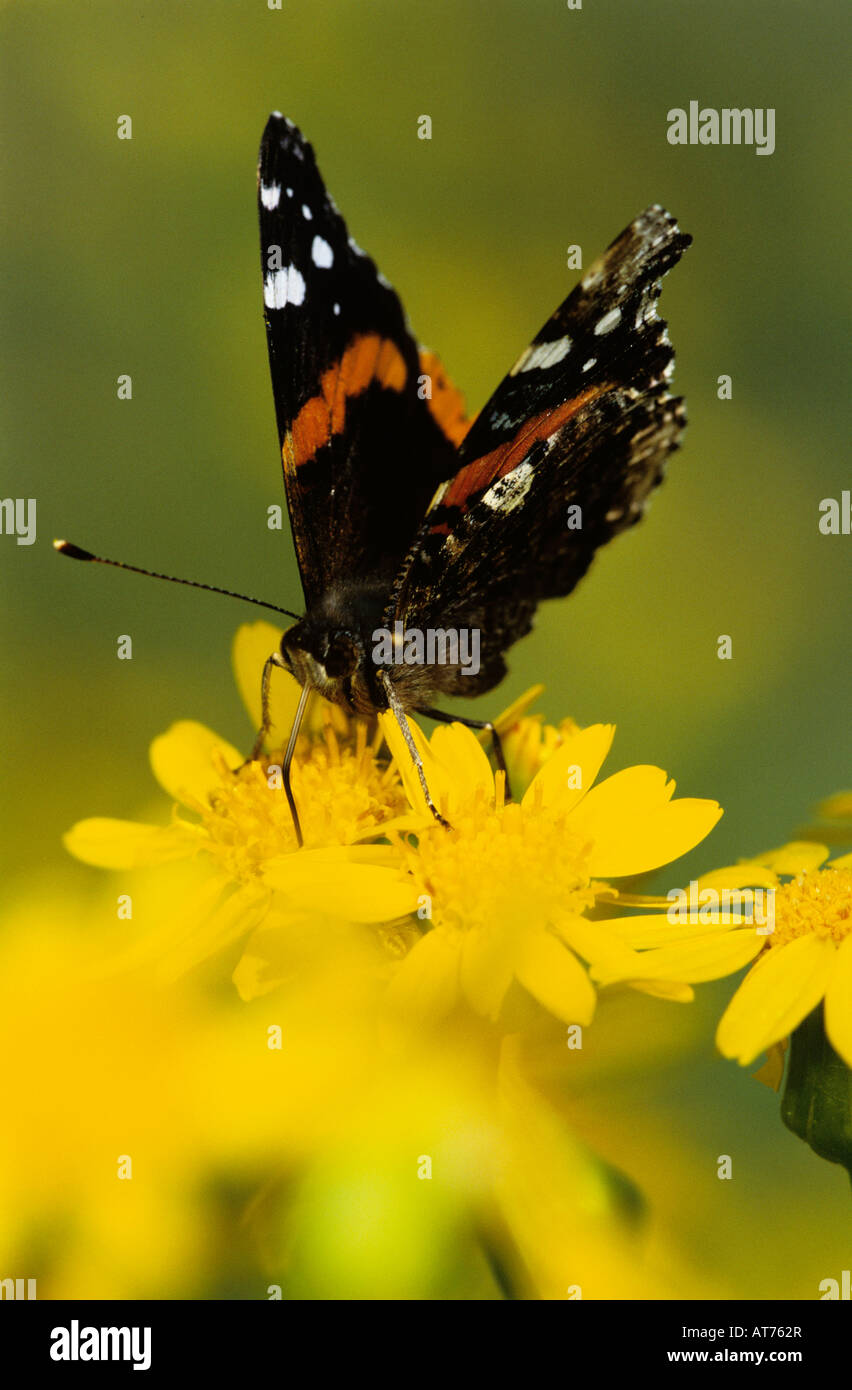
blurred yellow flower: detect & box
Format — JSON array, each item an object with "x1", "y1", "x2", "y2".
[
  {"x1": 380, "y1": 711, "x2": 723, "y2": 1024},
  {"x1": 797, "y1": 790, "x2": 852, "y2": 849}
]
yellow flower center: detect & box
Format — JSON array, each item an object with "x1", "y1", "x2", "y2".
[
  {"x1": 199, "y1": 723, "x2": 405, "y2": 877},
  {"x1": 405, "y1": 783, "x2": 596, "y2": 936},
  {"x1": 769, "y1": 867, "x2": 852, "y2": 948}
]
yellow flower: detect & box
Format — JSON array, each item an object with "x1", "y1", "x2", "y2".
[
  {"x1": 64, "y1": 622, "x2": 417, "y2": 976},
  {"x1": 715, "y1": 841, "x2": 852, "y2": 1069},
  {"x1": 380, "y1": 710, "x2": 723, "y2": 1024},
  {"x1": 602, "y1": 832, "x2": 852, "y2": 1072}
]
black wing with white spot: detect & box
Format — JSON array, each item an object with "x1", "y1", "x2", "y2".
[
  {"x1": 386, "y1": 206, "x2": 691, "y2": 695},
  {"x1": 257, "y1": 113, "x2": 459, "y2": 606}
]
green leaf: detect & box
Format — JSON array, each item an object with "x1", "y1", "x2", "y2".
[{"x1": 781, "y1": 1003, "x2": 852, "y2": 1184}]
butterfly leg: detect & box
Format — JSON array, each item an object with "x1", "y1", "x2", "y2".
[
  {"x1": 379, "y1": 673, "x2": 451, "y2": 830},
  {"x1": 416, "y1": 707, "x2": 512, "y2": 802},
  {"x1": 235, "y1": 652, "x2": 306, "y2": 844},
  {"x1": 247, "y1": 650, "x2": 290, "y2": 761}
]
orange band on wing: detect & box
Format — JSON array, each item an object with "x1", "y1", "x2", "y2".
[
  {"x1": 436, "y1": 383, "x2": 608, "y2": 516},
  {"x1": 287, "y1": 334, "x2": 407, "y2": 467},
  {"x1": 418, "y1": 349, "x2": 469, "y2": 447}
]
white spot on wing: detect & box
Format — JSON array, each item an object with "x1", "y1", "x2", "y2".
[
  {"x1": 594, "y1": 307, "x2": 622, "y2": 335},
  {"x1": 311, "y1": 235, "x2": 334, "y2": 268},
  {"x1": 522, "y1": 336, "x2": 572, "y2": 372},
  {"x1": 481, "y1": 459, "x2": 534, "y2": 513},
  {"x1": 260, "y1": 182, "x2": 281, "y2": 209},
  {"x1": 510, "y1": 335, "x2": 572, "y2": 377},
  {"x1": 332, "y1": 302, "x2": 341, "y2": 315},
  {"x1": 302, "y1": 204, "x2": 313, "y2": 220},
  {"x1": 582, "y1": 357, "x2": 597, "y2": 372},
  {"x1": 263, "y1": 265, "x2": 306, "y2": 309}
]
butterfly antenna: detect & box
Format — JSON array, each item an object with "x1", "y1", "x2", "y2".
[{"x1": 53, "y1": 540, "x2": 301, "y2": 620}]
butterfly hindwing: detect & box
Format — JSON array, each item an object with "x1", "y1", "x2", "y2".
[
  {"x1": 386, "y1": 206, "x2": 691, "y2": 697},
  {"x1": 258, "y1": 114, "x2": 460, "y2": 607}
]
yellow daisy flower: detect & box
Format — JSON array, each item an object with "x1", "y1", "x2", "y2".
[
  {"x1": 715, "y1": 841, "x2": 852, "y2": 1069},
  {"x1": 379, "y1": 709, "x2": 723, "y2": 1025},
  {"x1": 602, "y1": 834, "x2": 852, "y2": 1073},
  {"x1": 64, "y1": 622, "x2": 417, "y2": 974}
]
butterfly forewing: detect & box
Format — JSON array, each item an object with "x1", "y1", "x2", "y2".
[{"x1": 257, "y1": 114, "x2": 460, "y2": 607}]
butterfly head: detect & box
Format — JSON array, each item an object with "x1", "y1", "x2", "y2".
[{"x1": 280, "y1": 618, "x2": 362, "y2": 699}]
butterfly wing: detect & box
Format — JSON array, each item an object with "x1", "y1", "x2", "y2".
[
  {"x1": 387, "y1": 205, "x2": 692, "y2": 696},
  {"x1": 258, "y1": 114, "x2": 462, "y2": 608}
]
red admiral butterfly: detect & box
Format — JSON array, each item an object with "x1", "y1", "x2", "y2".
[{"x1": 57, "y1": 113, "x2": 691, "y2": 844}]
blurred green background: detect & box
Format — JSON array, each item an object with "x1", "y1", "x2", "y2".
[{"x1": 2, "y1": 0, "x2": 850, "y2": 1297}]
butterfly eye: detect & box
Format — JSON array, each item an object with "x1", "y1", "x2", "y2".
[{"x1": 323, "y1": 634, "x2": 358, "y2": 679}]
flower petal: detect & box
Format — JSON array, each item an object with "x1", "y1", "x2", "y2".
[
  {"x1": 522, "y1": 723, "x2": 615, "y2": 815},
  {"x1": 515, "y1": 929, "x2": 597, "y2": 1025},
  {"x1": 386, "y1": 929, "x2": 460, "y2": 1021},
  {"x1": 379, "y1": 710, "x2": 442, "y2": 815},
  {"x1": 430, "y1": 722, "x2": 494, "y2": 796},
  {"x1": 263, "y1": 848, "x2": 418, "y2": 922},
  {"x1": 749, "y1": 841, "x2": 830, "y2": 874},
  {"x1": 565, "y1": 765, "x2": 722, "y2": 877},
  {"x1": 492, "y1": 684, "x2": 545, "y2": 733},
  {"x1": 149, "y1": 721, "x2": 243, "y2": 806},
  {"x1": 380, "y1": 711, "x2": 490, "y2": 814},
  {"x1": 599, "y1": 913, "x2": 753, "y2": 949},
  {"x1": 716, "y1": 934, "x2": 836, "y2": 1064},
  {"x1": 694, "y1": 864, "x2": 780, "y2": 892},
  {"x1": 557, "y1": 914, "x2": 645, "y2": 975},
  {"x1": 161, "y1": 881, "x2": 270, "y2": 979},
  {"x1": 603, "y1": 928, "x2": 764, "y2": 985},
  {"x1": 817, "y1": 792, "x2": 852, "y2": 819},
  {"x1": 232, "y1": 621, "x2": 306, "y2": 743},
  {"x1": 63, "y1": 817, "x2": 202, "y2": 869},
  {"x1": 824, "y1": 934, "x2": 852, "y2": 1068},
  {"x1": 459, "y1": 923, "x2": 517, "y2": 1021},
  {"x1": 629, "y1": 979, "x2": 695, "y2": 1002}
]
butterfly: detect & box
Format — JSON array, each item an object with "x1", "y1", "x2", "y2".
[
  {"x1": 57, "y1": 113, "x2": 691, "y2": 843},
  {"x1": 256, "y1": 114, "x2": 690, "y2": 835}
]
